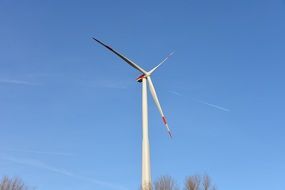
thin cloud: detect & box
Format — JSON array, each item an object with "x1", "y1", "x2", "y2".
[
  {"x1": 1, "y1": 148, "x2": 73, "y2": 156},
  {"x1": 0, "y1": 156, "x2": 128, "y2": 190},
  {"x1": 0, "y1": 79, "x2": 38, "y2": 86}
]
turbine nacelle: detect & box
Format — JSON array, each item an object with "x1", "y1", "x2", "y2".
[
  {"x1": 136, "y1": 74, "x2": 146, "y2": 83},
  {"x1": 136, "y1": 73, "x2": 151, "y2": 83}
]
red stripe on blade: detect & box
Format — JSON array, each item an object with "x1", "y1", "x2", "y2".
[{"x1": 162, "y1": 117, "x2": 167, "y2": 125}]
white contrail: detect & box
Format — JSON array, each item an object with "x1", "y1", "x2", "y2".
[
  {"x1": 79, "y1": 79, "x2": 129, "y2": 90},
  {"x1": 168, "y1": 90, "x2": 182, "y2": 96},
  {"x1": 1, "y1": 156, "x2": 73, "y2": 176},
  {"x1": 1, "y1": 148, "x2": 73, "y2": 156},
  {"x1": 195, "y1": 99, "x2": 230, "y2": 112},
  {"x1": 0, "y1": 79, "x2": 38, "y2": 86},
  {"x1": 168, "y1": 91, "x2": 230, "y2": 112},
  {"x1": 0, "y1": 156, "x2": 128, "y2": 190}
]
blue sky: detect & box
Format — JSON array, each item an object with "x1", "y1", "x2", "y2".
[{"x1": 0, "y1": 0, "x2": 285, "y2": 189}]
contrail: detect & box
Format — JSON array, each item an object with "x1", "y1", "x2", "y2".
[
  {"x1": 79, "y1": 79, "x2": 129, "y2": 90},
  {"x1": 195, "y1": 99, "x2": 230, "y2": 112},
  {"x1": 1, "y1": 148, "x2": 73, "y2": 156},
  {"x1": 0, "y1": 156, "x2": 73, "y2": 176},
  {"x1": 168, "y1": 91, "x2": 230, "y2": 112},
  {"x1": 0, "y1": 79, "x2": 38, "y2": 86},
  {"x1": 168, "y1": 90, "x2": 182, "y2": 96},
  {"x1": 0, "y1": 155, "x2": 128, "y2": 190}
]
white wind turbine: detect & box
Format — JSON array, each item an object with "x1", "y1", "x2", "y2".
[{"x1": 93, "y1": 37, "x2": 174, "y2": 189}]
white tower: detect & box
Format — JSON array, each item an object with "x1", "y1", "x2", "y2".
[{"x1": 141, "y1": 78, "x2": 152, "y2": 189}]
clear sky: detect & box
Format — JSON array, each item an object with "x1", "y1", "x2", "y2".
[{"x1": 0, "y1": 0, "x2": 285, "y2": 189}]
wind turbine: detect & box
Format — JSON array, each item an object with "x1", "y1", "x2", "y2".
[{"x1": 92, "y1": 37, "x2": 173, "y2": 189}]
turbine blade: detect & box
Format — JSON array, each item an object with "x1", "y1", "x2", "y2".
[
  {"x1": 92, "y1": 37, "x2": 147, "y2": 74},
  {"x1": 149, "y1": 51, "x2": 175, "y2": 75},
  {"x1": 147, "y1": 76, "x2": 172, "y2": 138}
]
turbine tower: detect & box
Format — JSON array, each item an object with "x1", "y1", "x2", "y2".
[{"x1": 93, "y1": 38, "x2": 173, "y2": 189}]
